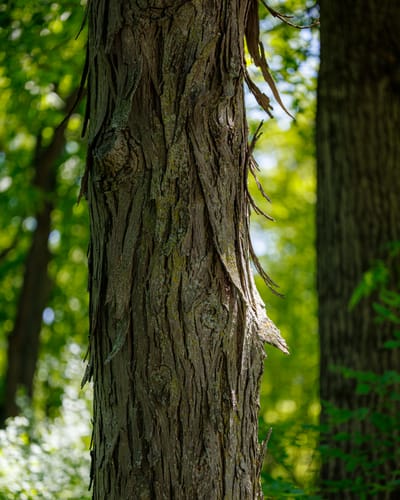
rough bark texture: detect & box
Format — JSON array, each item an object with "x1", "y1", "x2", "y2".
[
  {"x1": 0, "y1": 102, "x2": 73, "y2": 424},
  {"x1": 317, "y1": 1, "x2": 400, "y2": 497},
  {"x1": 84, "y1": 1, "x2": 279, "y2": 498}
]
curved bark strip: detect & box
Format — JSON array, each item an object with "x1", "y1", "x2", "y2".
[{"x1": 83, "y1": 0, "x2": 283, "y2": 498}]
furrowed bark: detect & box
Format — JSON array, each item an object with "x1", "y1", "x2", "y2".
[
  {"x1": 317, "y1": 1, "x2": 400, "y2": 497},
  {"x1": 84, "y1": 1, "x2": 279, "y2": 497}
]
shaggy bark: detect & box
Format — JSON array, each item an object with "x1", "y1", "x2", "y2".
[
  {"x1": 317, "y1": 1, "x2": 400, "y2": 497},
  {"x1": 84, "y1": 1, "x2": 285, "y2": 498}
]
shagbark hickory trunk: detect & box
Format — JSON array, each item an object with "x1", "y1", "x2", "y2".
[
  {"x1": 317, "y1": 1, "x2": 400, "y2": 497},
  {"x1": 83, "y1": 1, "x2": 282, "y2": 498}
]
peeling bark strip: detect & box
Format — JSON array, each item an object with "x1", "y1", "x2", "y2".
[{"x1": 84, "y1": 1, "x2": 286, "y2": 497}]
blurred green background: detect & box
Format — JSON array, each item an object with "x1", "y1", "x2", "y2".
[{"x1": 0, "y1": 1, "x2": 320, "y2": 498}]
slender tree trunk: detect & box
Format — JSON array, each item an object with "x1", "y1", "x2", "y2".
[
  {"x1": 0, "y1": 92, "x2": 76, "y2": 424},
  {"x1": 1, "y1": 202, "x2": 53, "y2": 423},
  {"x1": 317, "y1": 1, "x2": 400, "y2": 497},
  {"x1": 84, "y1": 1, "x2": 283, "y2": 497}
]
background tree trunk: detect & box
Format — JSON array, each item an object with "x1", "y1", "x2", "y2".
[
  {"x1": 317, "y1": 1, "x2": 400, "y2": 497},
  {"x1": 0, "y1": 89, "x2": 81, "y2": 425},
  {"x1": 0, "y1": 98, "x2": 75, "y2": 424},
  {"x1": 84, "y1": 1, "x2": 280, "y2": 498},
  {"x1": 1, "y1": 201, "x2": 53, "y2": 424}
]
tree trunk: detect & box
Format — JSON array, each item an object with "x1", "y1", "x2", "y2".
[
  {"x1": 317, "y1": 1, "x2": 400, "y2": 497},
  {"x1": 84, "y1": 1, "x2": 283, "y2": 498},
  {"x1": 0, "y1": 92, "x2": 76, "y2": 424},
  {"x1": 1, "y1": 201, "x2": 53, "y2": 424}
]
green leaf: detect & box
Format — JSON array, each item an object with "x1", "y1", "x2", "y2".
[
  {"x1": 373, "y1": 303, "x2": 400, "y2": 324},
  {"x1": 383, "y1": 339, "x2": 400, "y2": 349},
  {"x1": 356, "y1": 383, "x2": 371, "y2": 395}
]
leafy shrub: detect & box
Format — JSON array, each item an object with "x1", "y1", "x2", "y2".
[
  {"x1": 0, "y1": 344, "x2": 91, "y2": 500},
  {"x1": 319, "y1": 243, "x2": 400, "y2": 497}
]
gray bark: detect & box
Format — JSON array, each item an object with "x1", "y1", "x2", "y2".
[{"x1": 83, "y1": 1, "x2": 283, "y2": 498}]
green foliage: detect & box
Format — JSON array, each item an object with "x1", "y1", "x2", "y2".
[
  {"x1": 0, "y1": 3, "x2": 91, "y2": 492},
  {"x1": 0, "y1": 345, "x2": 91, "y2": 499},
  {"x1": 0, "y1": 0, "x2": 89, "y2": 410},
  {"x1": 248, "y1": 1, "x2": 320, "y2": 495},
  {"x1": 0, "y1": 0, "x2": 323, "y2": 496},
  {"x1": 319, "y1": 244, "x2": 400, "y2": 497}
]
